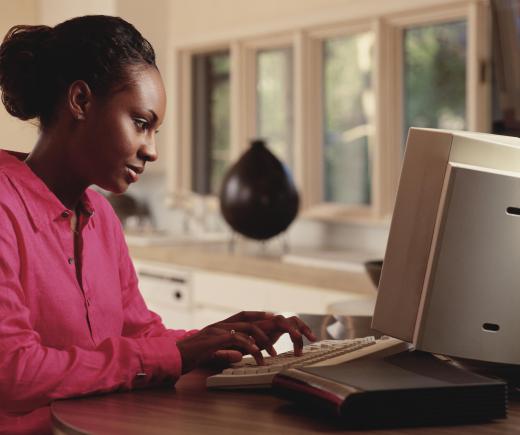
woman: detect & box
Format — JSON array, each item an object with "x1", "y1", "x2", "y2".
[{"x1": 0, "y1": 15, "x2": 315, "y2": 434}]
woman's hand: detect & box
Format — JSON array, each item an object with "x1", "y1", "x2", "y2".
[{"x1": 176, "y1": 311, "x2": 317, "y2": 373}]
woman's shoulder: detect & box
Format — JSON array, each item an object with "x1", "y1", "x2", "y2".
[
  {"x1": 0, "y1": 162, "x2": 23, "y2": 207},
  {"x1": 0, "y1": 150, "x2": 33, "y2": 204}
]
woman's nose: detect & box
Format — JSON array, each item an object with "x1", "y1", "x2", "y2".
[{"x1": 139, "y1": 139, "x2": 158, "y2": 162}]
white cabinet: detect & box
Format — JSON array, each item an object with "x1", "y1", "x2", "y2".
[
  {"x1": 134, "y1": 261, "x2": 194, "y2": 330},
  {"x1": 192, "y1": 269, "x2": 359, "y2": 316},
  {"x1": 135, "y1": 260, "x2": 364, "y2": 330}
]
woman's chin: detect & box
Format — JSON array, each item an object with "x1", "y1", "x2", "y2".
[{"x1": 97, "y1": 179, "x2": 130, "y2": 195}]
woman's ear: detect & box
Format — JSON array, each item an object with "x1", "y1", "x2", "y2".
[{"x1": 68, "y1": 80, "x2": 92, "y2": 121}]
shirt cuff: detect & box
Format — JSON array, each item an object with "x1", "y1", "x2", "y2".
[{"x1": 135, "y1": 336, "x2": 183, "y2": 385}]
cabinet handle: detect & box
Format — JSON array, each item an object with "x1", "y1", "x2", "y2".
[{"x1": 173, "y1": 290, "x2": 183, "y2": 301}]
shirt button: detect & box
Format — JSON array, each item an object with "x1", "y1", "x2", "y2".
[
  {"x1": 68, "y1": 257, "x2": 75, "y2": 264},
  {"x1": 61, "y1": 210, "x2": 71, "y2": 218}
]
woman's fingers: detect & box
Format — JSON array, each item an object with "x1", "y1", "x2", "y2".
[
  {"x1": 256, "y1": 315, "x2": 316, "y2": 356},
  {"x1": 225, "y1": 329, "x2": 264, "y2": 365},
  {"x1": 291, "y1": 316, "x2": 317, "y2": 342},
  {"x1": 213, "y1": 349, "x2": 243, "y2": 364},
  {"x1": 271, "y1": 315, "x2": 304, "y2": 355},
  {"x1": 221, "y1": 312, "x2": 316, "y2": 345},
  {"x1": 178, "y1": 313, "x2": 317, "y2": 372},
  {"x1": 219, "y1": 322, "x2": 276, "y2": 356}
]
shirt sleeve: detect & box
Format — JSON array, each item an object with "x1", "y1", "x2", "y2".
[{"x1": 0, "y1": 206, "x2": 184, "y2": 415}]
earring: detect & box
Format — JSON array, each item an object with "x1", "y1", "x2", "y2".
[{"x1": 75, "y1": 113, "x2": 84, "y2": 120}]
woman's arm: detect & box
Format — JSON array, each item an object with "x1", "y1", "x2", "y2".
[{"x1": 0, "y1": 208, "x2": 183, "y2": 414}]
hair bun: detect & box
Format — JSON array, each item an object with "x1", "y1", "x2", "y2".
[{"x1": 0, "y1": 25, "x2": 53, "y2": 120}]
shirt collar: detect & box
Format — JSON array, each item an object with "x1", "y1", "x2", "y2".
[{"x1": 0, "y1": 150, "x2": 96, "y2": 231}]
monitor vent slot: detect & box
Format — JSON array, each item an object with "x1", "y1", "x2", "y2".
[{"x1": 482, "y1": 323, "x2": 500, "y2": 332}]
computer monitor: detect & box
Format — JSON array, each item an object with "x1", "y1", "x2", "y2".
[{"x1": 372, "y1": 127, "x2": 520, "y2": 364}]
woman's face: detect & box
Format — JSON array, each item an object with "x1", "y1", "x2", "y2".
[{"x1": 75, "y1": 66, "x2": 166, "y2": 193}]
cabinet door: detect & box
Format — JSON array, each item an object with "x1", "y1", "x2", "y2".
[
  {"x1": 135, "y1": 262, "x2": 194, "y2": 330},
  {"x1": 192, "y1": 269, "x2": 358, "y2": 316},
  {"x1": 192, "y1": 270, "x2": 267, "y2": 312}
]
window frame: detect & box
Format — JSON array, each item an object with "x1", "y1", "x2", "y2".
[
  {"x1": 167, "y1": 0, "x2": 491, "y2": 223},
  {"x1": 303, "y1": 20, "x2": 376, "y2": 220},
  {"x1": 239, "y1": 32, "x2": 296, "y2": 172}
]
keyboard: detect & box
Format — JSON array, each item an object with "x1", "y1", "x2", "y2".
[{"x1": 206, "y1": 336, "x2": 410, "y2": 389}]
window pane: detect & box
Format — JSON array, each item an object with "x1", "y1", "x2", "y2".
[
  {"x1": 404, "y1": 20, "x2": 467, "y2": 139},
  {"x1": 323, "y1": 32, "x2": 374, "y2": 205},
  {"x1": 256, "y1": 48, "x2": 293, "y2": 167},
  {"x1": 192, "y1": 52, "x2": 231, "y2": 196},
  {"x1": 210, "y1": 66, "x2": 230, "y2": 195}
]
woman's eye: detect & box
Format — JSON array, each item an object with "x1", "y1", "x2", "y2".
[{"x1": 134, "y1": 118, "x2": 149, "y2": 131}]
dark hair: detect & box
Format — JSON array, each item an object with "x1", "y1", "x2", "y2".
[{"x1": 0, "y1": 15, "x2": 156, "y2": 128}]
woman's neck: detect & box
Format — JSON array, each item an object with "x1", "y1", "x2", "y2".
[{"x1": 25, "y1": 134, "x2": 89, "y2": 211}]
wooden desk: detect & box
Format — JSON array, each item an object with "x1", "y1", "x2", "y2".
[
  {"x1": 51, "y1": 316, "x2": 520, "y2": 434},
  {"x1": 51, "y1": 368, "x2": 520, "y2": 435}
]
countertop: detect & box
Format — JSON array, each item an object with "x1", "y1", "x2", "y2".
[{"x1": 128, "y1": 242, "x2": 376, "y2": 295}]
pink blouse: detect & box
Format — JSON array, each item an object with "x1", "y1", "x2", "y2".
[{"x1": 0, "y1": 151, "x2": 190, "y2": 434}]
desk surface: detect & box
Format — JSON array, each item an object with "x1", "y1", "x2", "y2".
[
  {"x1": 51, "y1": 368, "x2": 520, "y2": 435},
  {"x1": 51, "y1": 315, "x2": 520, "y2": 434}
]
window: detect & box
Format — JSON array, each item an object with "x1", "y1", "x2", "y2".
[
  {"x1": 191, "y1": 51, "x2": 231, "y2": 196},
  {"x1": 172, "y1": 1, "x2": 490, "y2": 222},
  {"x1": 322, "y1": 32, "x2": 375, "y2": 205},
  {"x1": 256, "y1": 48, "x2": 294, "y2": 167},
  {"x1": 403, "y1": 20, "x2": 467, "y2": 139}
]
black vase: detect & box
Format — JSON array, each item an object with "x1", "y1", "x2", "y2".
[{"x1": 219, "y1": 139, "x2": 300, "y2": 240}]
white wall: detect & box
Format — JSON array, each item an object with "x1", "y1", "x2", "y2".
[
  {"x1": 38, "y1": 0, "x2": 116, "y2": 25},
  {"x1": 167, "y1": 0, "x2": 466, "y2": 45},
  {"x1": 0, "y1": 0, "x2": 39, "y2": 152}
]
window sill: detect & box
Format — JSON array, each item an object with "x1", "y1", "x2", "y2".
[
  {"x1": 301, "y1": 203, "x2": 391, "y2": 228},
  {"x1": 167, "y1": 192, "x2": 392, "y2": 228}
]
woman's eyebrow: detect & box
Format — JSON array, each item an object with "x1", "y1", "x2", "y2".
[{"x1": 147, "y1": 110, "x2": 158, "y2": 124}]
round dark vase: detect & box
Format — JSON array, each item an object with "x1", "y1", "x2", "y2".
[{"x1": 219, "y1": 139, "x2": 300, "y2": 240}]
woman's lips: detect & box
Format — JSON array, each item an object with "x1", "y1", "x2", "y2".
[{"x1": 125, "y1": 166, "x2": 140, "y2": 183}]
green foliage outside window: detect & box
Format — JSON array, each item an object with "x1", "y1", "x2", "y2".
[{"x1": 404, "y1": 21, "x2": 467, "y2": 140}]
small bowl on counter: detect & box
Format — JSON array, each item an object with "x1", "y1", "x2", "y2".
[{"x1": 364, "y1": 259, "x2": 383, "y2": 290}]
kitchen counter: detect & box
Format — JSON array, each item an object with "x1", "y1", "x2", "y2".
[{"x1": 128, "y1": 242, "x2": 375, "y2": 295}]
